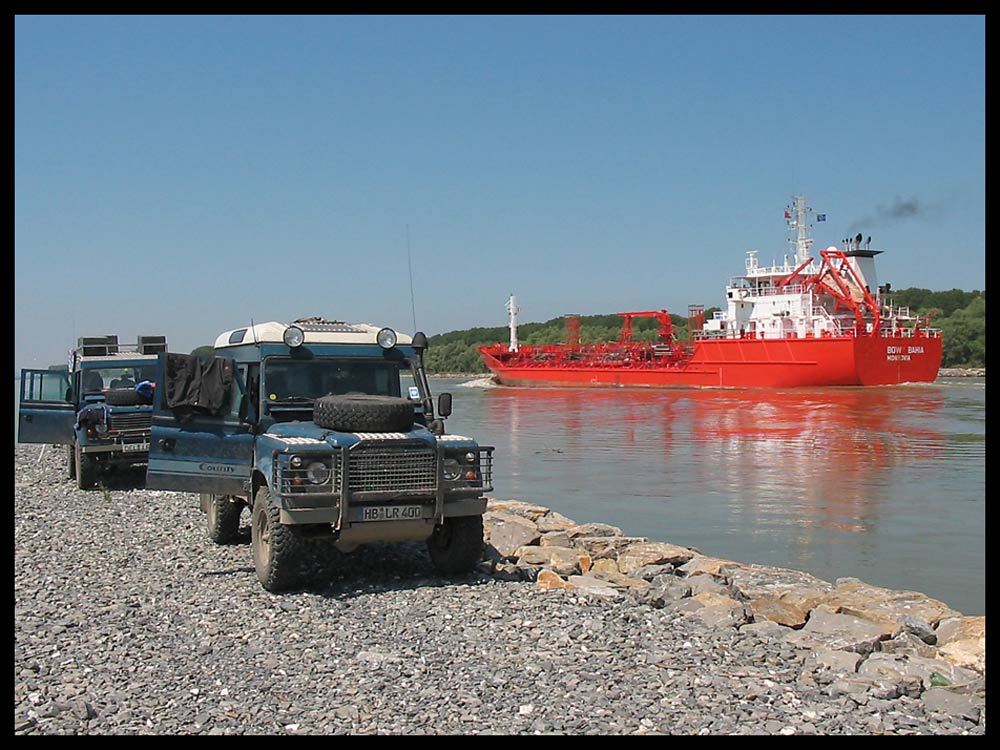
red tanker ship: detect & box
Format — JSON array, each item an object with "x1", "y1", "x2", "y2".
[{"x1": 478, "y1": 195, "x2": 943, "y2": 388}]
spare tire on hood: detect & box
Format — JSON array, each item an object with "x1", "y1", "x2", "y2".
[
  {"x1": 104, "y1": 387, "x2": 148, "y2": 406},
  {"x1": 313, "y1": 394, "x2": 415, "y2": 433}
]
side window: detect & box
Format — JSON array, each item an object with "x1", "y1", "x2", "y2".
[
  {"x1": 226, "y1": 365, "x2": 246, "y2": 418},
  {"x1": 241, "y1": 364, "x2": 260, "y2": 423},
  {"x1": 21, "y1": 370, "x2": 71, "y2": 403}
]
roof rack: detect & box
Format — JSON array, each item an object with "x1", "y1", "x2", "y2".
[{"x1": 75, "y1": 335, "x2": 167, "y2": 358}]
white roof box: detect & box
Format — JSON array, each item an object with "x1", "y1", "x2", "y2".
[{"x1": 214, "y1": 318, "x2": 413, "y2": 349}]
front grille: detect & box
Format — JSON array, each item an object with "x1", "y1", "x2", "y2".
[
  {"x1": 107, "y1": 412, "x2": 152, "y2": 433},
  {"x1": 348, "y1": 442, "x2": 437, "y2": 494}
]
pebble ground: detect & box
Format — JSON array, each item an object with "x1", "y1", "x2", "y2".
[{"x1": 14, "y1": 445, "x2": 984, "y2": 735}]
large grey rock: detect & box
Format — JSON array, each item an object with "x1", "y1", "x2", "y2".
[
  {"x1": 727, "y1": 564, "x2": 833, "y2": 628},
  {"x1": 934, "y1": 616, "x2": 986, "y2": 673},
  {"x1": 535, "y1": 510, "x2": 577, "y2": 533},
  {"x1": 567, "y1": 522, "x2": 626, "y2": 539},
  {"x1": 483, "y1": 511, "x2": 540, "y2": 559},
  {"x1": 570, "y1": 535, "x2": 648, "y2": 559},
  {"x1": 785, "y1": 605, "x2": 893, "y2": 655},
  {"x1": 513, "y1": 545, "x2": 587, "y2": 577},
  {"x1": 616, "y1": 541, "x2": 696, "y2": 575},
  {"x1": 824, "y1": 578, "x2": 962, "y2": 630}
]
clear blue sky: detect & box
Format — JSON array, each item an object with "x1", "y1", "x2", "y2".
[{"x1": 15, "y1": 14, "x2": 985, "y2": 372}]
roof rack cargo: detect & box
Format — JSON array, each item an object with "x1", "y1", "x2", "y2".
[
  {"x1": 138, "y1": 335, "x2": 167, "y2": 354},
  {"x1": 77, "y1": 335, "x2": 119, "y2": 357},
  {"x1": 74, "y1": 335, "x2": 167, "y2": 358}
]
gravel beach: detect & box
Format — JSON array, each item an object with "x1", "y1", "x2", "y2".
[{"x1": 14, "y1": 444, "x2": 985, "y2": 735}]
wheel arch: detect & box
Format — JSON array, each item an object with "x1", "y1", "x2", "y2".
[{"x1": 251, "y1": 469, "x2": 269, "y2": 503}]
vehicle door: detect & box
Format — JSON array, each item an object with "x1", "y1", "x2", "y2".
[
  {"x1": 17, "y1": 369, "x2": 74, "y2": 445},
  {"x1": 145, "y1": 352, "x2": 255, "y2": 495}
]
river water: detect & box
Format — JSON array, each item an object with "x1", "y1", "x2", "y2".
[{"x1": 434, "y1": 377, "x2": 985, "y2": 617}]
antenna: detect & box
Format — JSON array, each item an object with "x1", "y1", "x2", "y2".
[
  {"x1": 250, "y1": 318, "x2": 258, "y2": 345},
  {"x1": 406, "y1": 225, "x2": 417, "y2": 332}
]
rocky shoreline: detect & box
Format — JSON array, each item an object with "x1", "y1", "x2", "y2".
[{"x1": 14, "y1": 445, "x2": 985, "y2": 735}]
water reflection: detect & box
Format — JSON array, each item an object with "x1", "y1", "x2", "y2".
[
  {"x1": 481, "y1": 386, "x2": 946, "y2": 526},
  {"x1": 457, "y1": 381, "x2": 981, "y2": 615},
  {"x1": 685, "y1": 387, "x2": 945, "y2": 536}
]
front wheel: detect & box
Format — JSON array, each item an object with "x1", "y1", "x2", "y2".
[
  {"x1": 426, "y1": 515, "x2": 485, "y2": 574},
  {"x1": 251, "y1": 485, "x2": 302, "y2": 592},
  {"x1": 75, "y1": 445, "x2": 97, "y2": 490},
  {"x1": 205, "y1": 494, "x2": 243, "y2": 544}
]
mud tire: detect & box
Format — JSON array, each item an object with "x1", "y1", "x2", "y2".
[
  {"x1": 426, "y1": 515, "x2": 485, "y2": 574},
  {"x1": 313, "y1": 394, "x2": 414, "y2": 433},
  {"x1": 251, "y1": 485, "x2": 302, "y2": 592},
  {"x1": 75, "y1": 444, "x2": 97, "y2": 490},
  {"x1": 104, "y1": 388, "x2": 145, "y2": 406},
  {"x1": 205, "y1": 494, "x2": 243, "y2": 544}
]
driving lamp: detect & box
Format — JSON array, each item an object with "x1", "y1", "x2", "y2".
[
  {"x1": 376, "y1": 327, "x2": 397, "y2": 349},
  {"x1": 283, "y1": 325, "x2": 305, "y2": 348}
]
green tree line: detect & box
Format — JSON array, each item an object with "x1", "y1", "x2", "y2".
[{"x1": 423, "y1": 288, "x2": 986, "y2": 373}]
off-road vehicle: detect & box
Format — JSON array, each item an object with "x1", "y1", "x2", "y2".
[
  {"x1": 145, "y1": 317, "x2": 494, "y2": 591},
  {"x1": 18, "y1": 335, "x2": 166, "y2": 488}
]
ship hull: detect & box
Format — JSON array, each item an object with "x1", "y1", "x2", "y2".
[{"x1": 479, "y1": 334, "x2": 943, "y2": 389}]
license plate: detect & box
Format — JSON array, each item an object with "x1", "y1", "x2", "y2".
[
  {"x1": 357, "y1": 505, "x2": 423, "y2": 522},
  {"x1": 122, "y1": 442, "x2": 149, "y2": 453}
]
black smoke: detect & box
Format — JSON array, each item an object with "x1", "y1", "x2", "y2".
[{"x1": 846, "y1": 196, "x2": 924, "y2": 234}]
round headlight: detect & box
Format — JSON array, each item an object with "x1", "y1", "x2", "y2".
[
  {"x1": 442, "y1": 458, "x2": 461, "y2": 481},
  {"x1": 376, "y1": 327, "x2": 397, "y2": 349},
  {"x1": 306, "y1": 461, "x2": 331, "y2": 485},
  {"x1": 283, "y1": 325, "x2": 305, "y2": 348}
]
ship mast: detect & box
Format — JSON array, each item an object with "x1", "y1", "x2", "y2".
[
  {"x1": 786, "y1": 194, "x2": 818, "y2": 265},
  {"x1": 506, "y1": 294, "x2": 519, "y2": 352}
]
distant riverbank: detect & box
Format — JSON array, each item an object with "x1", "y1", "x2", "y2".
[{"x1": 937, "y1": 368, "x2": 985, "y2": 378}]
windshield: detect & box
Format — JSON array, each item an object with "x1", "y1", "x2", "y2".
[
  {"x1": 264, "y1": 358, "x2": 403, "y2": 405},
  {"x1": 80, "y1": 365, "x2": 157, "y2": 394}
]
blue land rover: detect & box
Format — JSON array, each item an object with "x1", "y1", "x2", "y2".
[
  {"x1": 145, "y1": 317, "x2": 494, "y2": 591},
  {"x1": 18, "y1": 335, "x2": 166, "y2": 489}
]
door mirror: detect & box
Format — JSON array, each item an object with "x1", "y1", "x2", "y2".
[{"x1": 437, "y1": 392, "x2": 453, "y2": 418}]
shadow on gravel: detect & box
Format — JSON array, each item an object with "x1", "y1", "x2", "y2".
[
  {"x1": 187, "y1": 519, "x2": 505, "y2": 598},
  {"x1": 300, "y1": 541, "x2": 501, "y2": 601},
  {"x1": 200, "y1": 535, "x2": 500, "y2": 599},
  {"x1": 92, "y1": 468, "x2": 149, "y2": 491}
]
